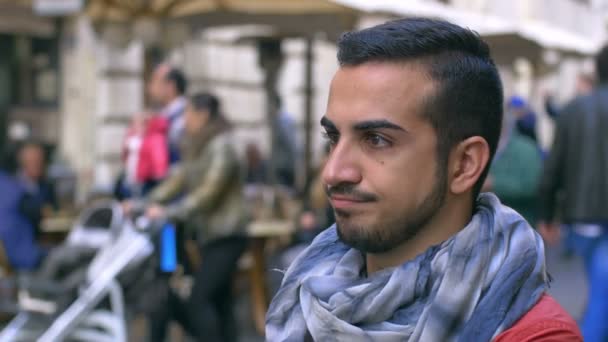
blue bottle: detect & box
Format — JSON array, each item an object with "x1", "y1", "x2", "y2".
[{"x1": 160, "y1": 223, "x2": 177, "y2": 273}]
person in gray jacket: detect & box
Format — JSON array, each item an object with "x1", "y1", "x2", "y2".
[
  {"x1": 539, "y1": 44, "x2": 608, "y2": 342},
  {"x1": 129, "y1": 93, "x2": 248, "y2": 342}
]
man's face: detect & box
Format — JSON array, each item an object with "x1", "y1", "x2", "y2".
[
  {"x1": 20, "y1": 145, "x2": 45, "y2": 181},
  {"x1": 184, "y1": 104, "x2": 208, "y2": 135},
  {"x1": 576, "y1": 76, "x2": 593, "y2": 95},
  {"x1": 322, "y1": 62, "x2": 447, "y2": 254},
  {"x1": 147, "y1": 65, "x2": 172, "y2": 106}
]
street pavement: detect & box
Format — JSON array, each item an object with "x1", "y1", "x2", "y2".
[{"x1": 545, "y1": 243, "x2": 587, "y2": 321}]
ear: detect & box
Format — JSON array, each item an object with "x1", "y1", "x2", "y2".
[{"x1": 448, "y1": 136, "x2": 490, "y2": 195}]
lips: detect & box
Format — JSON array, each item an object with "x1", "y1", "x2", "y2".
[{"x1": 329, "y1": 195, "x2": 368, "y2": 210}]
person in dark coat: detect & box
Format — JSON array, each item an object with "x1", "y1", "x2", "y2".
[
  {"x1": 0, "y1": 156, "x2": 44, "y2": 270},
  {"x1": 539, "y1": 45, "x2": 608, "y2": 342}
]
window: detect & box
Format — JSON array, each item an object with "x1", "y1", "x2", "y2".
[{"x1": 3, "y1": 34, "x2": 59, "y2": 108}]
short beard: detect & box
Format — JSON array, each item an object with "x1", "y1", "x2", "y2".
[{"x1": 336, "y1": 161, "x2": 448, "y2": 254}]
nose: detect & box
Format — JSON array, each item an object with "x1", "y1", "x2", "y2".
[{"x1": 322, "y1": 142, "x2": 362, "y2": 188}]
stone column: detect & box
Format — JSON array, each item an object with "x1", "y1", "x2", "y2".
[
  {"x1": 258, "y1": 38, "x2": 284, "y2": 186},
  {"x1": 60, "y1": 16, "x2": 144, "y2": 200}
]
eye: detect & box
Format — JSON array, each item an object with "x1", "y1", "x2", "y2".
[
  {"x1": 322, "y1": 130, "x2": 339, "y2": 146},
  {"x1": 364, "y1": 133, "x2": 391, "y2": 148}
]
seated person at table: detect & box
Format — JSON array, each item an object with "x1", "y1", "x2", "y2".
[
  {"x1": 126, "y1": 92, "x2": 248, "y2": 342},
  {"x1": 16, "y1": 141, "x2": 58, "y2": 237},
  {"x1": 0, "y1": 152, "x2": 45, "y2": 270},
  {"x1": 244, "y1": 142, "x2": 268, "y2": 185}
]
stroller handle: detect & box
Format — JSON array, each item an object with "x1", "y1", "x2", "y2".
[{"x1": 130, "y1": 214, "x2": 167, "y2": 237}]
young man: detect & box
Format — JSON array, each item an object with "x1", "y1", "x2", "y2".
[
  {"x1": 266, "y1": 18, "x2": 581, "y2": 341},
  {"x1": 17, "y1": 141, "x2": 57, "y2": 234}
]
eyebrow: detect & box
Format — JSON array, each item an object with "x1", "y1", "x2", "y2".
[
  {"x1": 321, "y1": 116, "x2": 406, "y2": 133},
  {"x1": 353, "y1": 120, "x2": 405, "y2": 132},
  {"x1": 320, "y1": 116, "x2": 337, "y2": 131}
]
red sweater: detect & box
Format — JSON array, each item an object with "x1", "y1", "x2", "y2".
[
  {"x1": 123, "y1": 115, "x2": 169, "y2": 183},
  {"x1": 494, "y1": 294, "x2": 582, "y2": 341}
]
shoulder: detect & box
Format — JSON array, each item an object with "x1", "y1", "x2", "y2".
[
  {"x1": 560, "y1": 93, "x2": 589, "y2": 116},
  {"x1": 557, "y1": 90, "x2": 605, "y2": 123},
  {"x1": 0, "y1": 172, "x2": 23, "y2": 194},
  {"x1": 204, "y1": 132, "x2": 239, "y2": 168},
  {"x1": 494, "y1": 294, "x2": 582, "y2": 342},
  {"x1": 209, "y1": 132, "x2": 236, "y2": 154}
]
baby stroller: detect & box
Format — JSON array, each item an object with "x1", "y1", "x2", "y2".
[{"x1": 0, "y1": 200, "x2": 157, "y2": 341}]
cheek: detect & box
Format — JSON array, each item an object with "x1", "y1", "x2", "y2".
[
  {"x1": 368, "y1": 145, "x2": 438, "y2": 203},
  {"x1": 188, "y1": 117, "x2": 205, "y2": 132},
  {"x1": 185, "y1": 117, "x2": 195, "y2": 131},
  {"x1": 150, "y1": 82, "x2": 160, "y2": 94}
]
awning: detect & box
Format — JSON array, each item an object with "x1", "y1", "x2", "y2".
[
  {"x1": 84, "y1": 0, "x2": 357, "y2": 46},
  {"x1": 0, "y1": 2, "x2": 56, "y2": 37},
  {"x1": 331, "y1": 0, "x2": 603, "y2": 56},
  {"x1": 85, "y1": 0, "x2": 353, "y2": 21}
]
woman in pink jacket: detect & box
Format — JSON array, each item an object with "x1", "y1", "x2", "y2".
[{"x1": 120, "y1": 112, "x2": 169, "y2": 198}]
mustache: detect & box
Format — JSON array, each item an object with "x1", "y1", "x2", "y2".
[{"x1": 326, "y1": 183, "x2": 378, "y2": 202}]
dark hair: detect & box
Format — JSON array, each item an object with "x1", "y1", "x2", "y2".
[
  {"x1": 337, "y1": 17, "x2": 503, "y2": 201},
  {"x1": 166, "y1": 68, "x2": 187, "y2": 95},
  {"x1": 190, "y1": 92, "x2": 221, "y2": 119},
  {"x1": 596, "y1": 45, "x2": 608, "y2": 84}
]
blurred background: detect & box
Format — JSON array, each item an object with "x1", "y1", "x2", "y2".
[
  {"x1": 0, "y1": 0, "x2": 604, "y2": 341},
  {"x1": 0, "y1": 0, "x2": 605, "y2": 197}
]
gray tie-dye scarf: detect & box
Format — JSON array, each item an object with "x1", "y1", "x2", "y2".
[{"x1": 266, "y1": 193, "x2": 548, "y2": 342}]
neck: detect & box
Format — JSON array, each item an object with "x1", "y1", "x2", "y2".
[{"x1": 366, "y1": 194, "x2": 473, "y2": 274}]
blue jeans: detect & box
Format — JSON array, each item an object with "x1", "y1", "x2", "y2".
[{"x1": 568, "y1": 225, "x2": 608, "y2": 342}]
